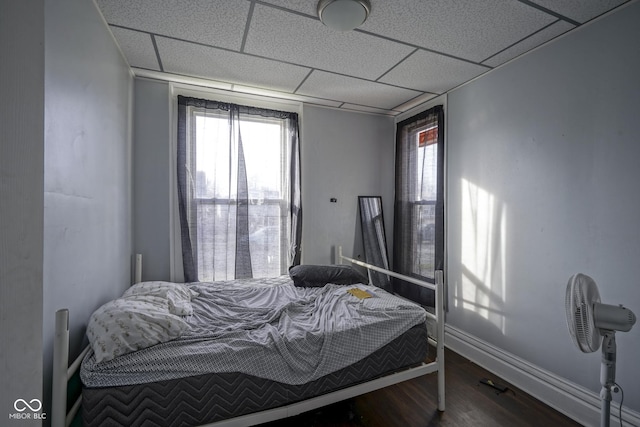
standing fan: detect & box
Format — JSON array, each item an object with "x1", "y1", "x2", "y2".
[{"x1": 565, "y1": 273, "x2": 636, "y2": 427}]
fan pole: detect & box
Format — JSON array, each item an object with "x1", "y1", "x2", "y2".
[{"x1": 600, "y1": 331, "x2": 617, "y2": 427}]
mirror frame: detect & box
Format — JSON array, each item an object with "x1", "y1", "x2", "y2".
[{"x1": 358, "y1": 196, "x2": 391, "y2": 291}]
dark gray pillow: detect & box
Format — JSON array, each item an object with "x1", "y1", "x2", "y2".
[{"x1": 289, "y1": 264, "x2": 369, "y2": 287}]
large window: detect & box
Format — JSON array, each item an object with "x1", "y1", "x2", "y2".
[
  {"x1": 394, "y1": 105, "x2": 444, "y2": 306},
  {"x1": 177, "y1": 96, "x2": 301, "y2": 282}
]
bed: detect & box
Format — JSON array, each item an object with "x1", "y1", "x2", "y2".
[{"x1": 51, "y1": 246, "x2": 445, "y2": 427}]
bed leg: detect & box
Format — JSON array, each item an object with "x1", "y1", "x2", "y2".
[{"x1": 52, "y1": 309, "x2": 69, "y2": 427}]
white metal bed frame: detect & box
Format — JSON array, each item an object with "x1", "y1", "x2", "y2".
[{"x1": 52, "y1": 247, "x2": 445, "y2": 427}]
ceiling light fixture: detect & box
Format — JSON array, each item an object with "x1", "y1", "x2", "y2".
[{"x1": 317, "y1": 0, "x2": 371, "y2": 32}]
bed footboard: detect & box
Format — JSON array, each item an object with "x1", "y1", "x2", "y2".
[{"x1": 335, "y1": 245, "x2": 446, "y2": 412}]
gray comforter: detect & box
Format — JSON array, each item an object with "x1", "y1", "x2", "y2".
[{"x1": 81, "y1": 276, "x2": 426, "y2": 388}]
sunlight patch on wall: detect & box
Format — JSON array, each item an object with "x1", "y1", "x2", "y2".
[{"x1": 455, "y1": 178, "x2": 507, "y2": 334}]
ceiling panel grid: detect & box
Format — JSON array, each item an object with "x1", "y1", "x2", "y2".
[{"x1": 96, "y1": 0, "x2": 631, "y2": 115}]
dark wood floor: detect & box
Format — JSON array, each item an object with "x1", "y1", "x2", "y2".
[{"x1": 259, "y1": 347, "x2": 582, "y2": 427}]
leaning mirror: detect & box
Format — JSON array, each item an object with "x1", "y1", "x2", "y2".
[{"x1": 358, "y1": 196, "x2": 391, "y2": 291}]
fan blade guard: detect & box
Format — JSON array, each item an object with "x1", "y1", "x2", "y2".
[{"x1": 565, "y1": 273, "x2": 601, "y2": 353}]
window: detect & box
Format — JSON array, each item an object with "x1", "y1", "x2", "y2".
[
  {"x1": 177, "y1": 96, "x2": 301, "y2": 282},
  {"x1": 393, "y1": 105, "x2": 444, "y2": 306}
]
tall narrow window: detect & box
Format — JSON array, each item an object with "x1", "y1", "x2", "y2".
[
  {"x1": 177, "y1": 96, "x2": 302, "y2": 282},
  {"x1": 393, "y1": 106, "x2": 444, "y2": 307}
]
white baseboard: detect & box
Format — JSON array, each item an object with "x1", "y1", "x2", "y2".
[{"x1": 445, "y1": 325, "x2": 640, "y2": 427}]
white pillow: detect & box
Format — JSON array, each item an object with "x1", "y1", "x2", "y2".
[
  {"x1": 123, "y1": 281, "x2": 197, "y2": 316},
  {"x1": 86, "y1": 294, "x2": 189, "y2": 363}
]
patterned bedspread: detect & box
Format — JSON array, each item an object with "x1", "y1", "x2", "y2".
[{"x1": 81, "y1": 276, "x2": 427, "y2": 388}]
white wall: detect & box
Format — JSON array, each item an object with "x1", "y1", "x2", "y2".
[
  {"x1": 0, "y1": 1, "x2": 132, "y2": 421},
  {"x1": 0, "y1": 2, "x2": 45, "y2": 424},
  {"x1": 301, "y1": 105, "x2": 395, "y2": 265},
  {"x1": 42, "y1": 0, "x2": 133, "y2": 420},
  {"x1": 446, "y1": 1, "x2": 640, "y2": 416},
  {"x1": 133, "y1": 80, "x2": 172, "y2": 281}
]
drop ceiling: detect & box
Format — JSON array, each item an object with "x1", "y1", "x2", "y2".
[{"x1": 96, "y1": 0, "x2": 630, "y2": 115}]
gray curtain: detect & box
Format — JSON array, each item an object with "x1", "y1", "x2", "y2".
[{"x1": 177, "y1": 96, "x2": 302, "y2": 282}]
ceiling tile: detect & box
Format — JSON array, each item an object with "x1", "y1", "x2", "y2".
[
  {"x1": 359, "y1": 0, "x2": 557, "y2": 62},
  {"x1": 380, "y1": 50, "x2": 490, "y2": 94},
  {"x1": 258, "y1": 0, "x2": 317, "y2": 17},
  {"x1": 244, "y1": 4, "x2": 415, "y2": 80},
  {"x1": 530, "y1": 0, "x2": 628, "y2": 23},
  {"x1": 482, "y1": 21, "x2": 575, "y2": 67},
  {"x1": 394, "y1": 93, "x2": 439, "y2": 113},
  {"x1": 297, "y1": 71, "x2": 422, "y2": 110},
  {"x1": 340, "y1": 104, "x2": 401, "y2": 116},
  {"x1": 109, "y1": 26, "x2": 159, "y2": 71},
  {"x1": 96, "y1": 0, "x2": 250, "y2": 50},
  {"x1": 231, "y1": 85, "x2": 342, "y2": 108},
  {"x1": 156, "y1": 37, "x2": 311, "y2": 93}
]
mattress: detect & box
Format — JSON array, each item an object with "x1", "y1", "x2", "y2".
[
  {"x1": 82, "y1": 323, "x2": 428, "y2": 427},
  {"x1": 81, "y1": 279, "x2": 427, "y2": 387}
]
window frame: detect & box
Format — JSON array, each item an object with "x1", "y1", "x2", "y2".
[
  {"x1": 393, "y1": 95, "x2": 447, "y2": 308},
  {"x1": 169, "y1": 83, "x2": 301, "y2": 282},
  {"x1": 190, "y1": 110, "x2": 290, "y2": 280}
]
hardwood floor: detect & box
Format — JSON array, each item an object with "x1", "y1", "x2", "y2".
[{"x1": 259, "y1": 347, "x2": 582, "y2": 427}]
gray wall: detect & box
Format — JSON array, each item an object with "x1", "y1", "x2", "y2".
[
  {"x1": 0, "y1": 2, "x2": 45, "y2": 423},
  {"x1": 301, "y1": 105, "x2": 395, "y2": 265},
  {"x1": 133, "y1": 80, "x2": 172, "y2": 281},
  {"x1": 42, "y1": 0, "x2": 133, "y2": 419},
  {"x1": 131, "y1": 82, "x2": 395, "y2": 279},
  {"x1": 447, "y1": 2, "x2": 640, "y2": 412}
]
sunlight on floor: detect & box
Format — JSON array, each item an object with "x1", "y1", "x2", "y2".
[{"x1": 455, "y1": 178, "x2": 507, "y2": 334}]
